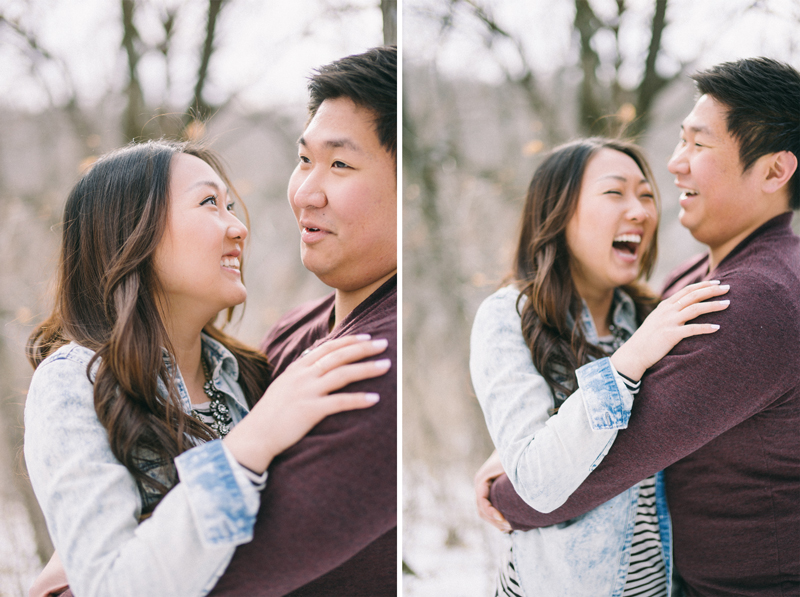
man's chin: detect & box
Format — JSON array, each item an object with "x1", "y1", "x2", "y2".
[{"x1": 678, "y1": 208, "x2": 700, "y2": 234}]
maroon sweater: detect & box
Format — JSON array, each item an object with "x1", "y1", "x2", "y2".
[
  {"x1": 491, "y1": 214, "x2": 800, "y2": 595},
  {"x1": 210, "y1": 276, "x2": 397, "y2": 596}
]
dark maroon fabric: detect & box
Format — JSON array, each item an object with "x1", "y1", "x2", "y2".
[
  {"x1": 491, "y1": 214, "x2": 800, "y2": 595},
  {"x1": 210, "y1": 276, "x2": 397, "y2": 597}
]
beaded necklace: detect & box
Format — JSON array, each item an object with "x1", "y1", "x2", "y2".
[{"x1": 190, "y1": 357, "x2": 231, "y2": 438}]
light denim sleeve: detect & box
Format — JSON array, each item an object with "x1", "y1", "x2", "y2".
[
  {"x1": 470, "y1": 287, "x2": 634, "y2": 513},
  {"x1": 23, "y1": 347, "x2": 261, "y2": 597}
]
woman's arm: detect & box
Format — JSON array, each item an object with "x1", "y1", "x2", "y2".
[
  {"x1": 470, "y1": 287, "x2": 628, "y2": 513},
  {"x1": 470, "y1": 282, "x2": 729, "y2": 514},
  {"x1": 24, "y1": 338, "x2": 389, "y2": 597},
  {"x1": 24, "y1": 353, "x2": 258, "y2": 597}
]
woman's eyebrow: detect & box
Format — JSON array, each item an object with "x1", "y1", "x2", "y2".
[
  {"x1": 186, "y1": 180, "x2": 228, "y2": 195},
  {"x1": 596, "y1": 174, "x2": 650, "y2": 185}
]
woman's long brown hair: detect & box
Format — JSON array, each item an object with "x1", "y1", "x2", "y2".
[
  {"x1": 27, "y1": 140, "x2": 271, "y2": 501},
  {"x1": 513, "y1": 138, "x2": 660, "y2": 409}
]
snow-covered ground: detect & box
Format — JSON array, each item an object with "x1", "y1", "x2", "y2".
[
  {"x1": 0, "y1": 499, "x2": 40, "y2": 597},
  {"x1": 403, "y1": 467, "x2": 508, "y2": 596}
]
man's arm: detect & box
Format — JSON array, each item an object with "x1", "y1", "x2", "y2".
[
  {"x1": 210, "y1": 300, "x2": 396, "y2": 596},
  {"x1": 492, "y1": 274, "x2": 800, "y2": 529}
]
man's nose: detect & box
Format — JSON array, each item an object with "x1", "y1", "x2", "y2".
[
  {"x1": 668, "y1": 144, "x2": 689, "y2": 175},
  {"x1": 290, "y1": 171, "x2": 327, "y2": 209}
]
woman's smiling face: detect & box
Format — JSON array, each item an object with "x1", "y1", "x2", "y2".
[
  {"x1": 565, "y1": 148, "x2": 658, "y2": 299},
  {"x1": 153, "y1": 153, "x2": 249, "y2": 321}
]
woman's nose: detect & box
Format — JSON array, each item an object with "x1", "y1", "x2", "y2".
[{"x1": 227, "y1": 214, "x2": 248, "y2": 241}]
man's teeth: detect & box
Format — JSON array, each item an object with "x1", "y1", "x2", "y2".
[
  {"x1": 613, "y1": 234, "x2": 641, "y2": 244},
  {"x1": 221, "y1": 257, "x2": 240, "y2": 269}
]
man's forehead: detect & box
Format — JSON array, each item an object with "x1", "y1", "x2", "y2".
[
  {"x1": 682, "y1": 95, "x2": 728, "y2": 139},
  {"x1": 301, "y1": 97, "x2": 382, "y2": 149}
]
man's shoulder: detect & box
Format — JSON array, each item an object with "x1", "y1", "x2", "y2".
[
  {"x1": 661, "y1": 253, "x2": 710, "y2": 298},
  {"x1": 331, "y1": 276, "x2": 397, "y2": 341},
  {"x1": 260, "y1": 293, "x2": 335, "y2": 373},
  {"x1": 268, "y1": 293, "x2": 335, "y2": 340}
]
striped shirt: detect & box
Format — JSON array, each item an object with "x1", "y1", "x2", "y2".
[{"x1": 495, "y1": 339, "x2": 666, "y2": 596}]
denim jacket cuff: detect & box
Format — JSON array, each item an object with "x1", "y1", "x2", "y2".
[
  {"x1": 174, "y1": 439, "x2": 260, "y2": 547},
  {"x1": 576, "y1": 357, "x2": 633, "y2": 431}
]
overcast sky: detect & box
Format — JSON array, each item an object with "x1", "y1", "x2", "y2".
[
  {"x1": 404, "y1": 0, "x2": 800, "y2": 85},
  {"x1": 0, "y1": 0, "x2": 385, "y2": 114}
]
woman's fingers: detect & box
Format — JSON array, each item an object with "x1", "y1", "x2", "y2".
[
  {"x1": 318, "y1": 358, "x2": 392, "y2": 393},
  {"x1": 680, "y1": 323, "x2": 724, "y2": 338},
  {"x1": 676, "y1": 298, "x2": 730, "y2": 324},
  {"x1": 300, "y1": 334, "x2": 373, "y2": 363},
  {"x1": 670, "y1": 279, "x2": 722, "y2": 302},
  {"x1": 673, "y1": 282, "x2": 730, "y2": 309},
  {"x1": 313, "y1": 392, "x2": 382, "y2": 419},
  {"x1": 475, "y1": 478, "x2": 512, "y2": 532},
  {"x1": 311, "y1": 338, "x2": 389, "y2": 375}
]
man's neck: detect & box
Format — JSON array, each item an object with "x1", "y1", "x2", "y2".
[
  {"x1": 332, "y1": 270, "x2": 396, "y2": 330},
  {"x1": 708, "y1": 210, "x2": 790, "y2": 272}
]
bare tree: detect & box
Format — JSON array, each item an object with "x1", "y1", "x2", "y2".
[
  {"x1": 456, "y1": 0, "x2": 678, "y2": 138},
  {"x1": 120, "y1": 0, "x2": 229, "y2": 141}
]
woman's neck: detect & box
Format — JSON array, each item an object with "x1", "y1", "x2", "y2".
[
  {"x1": 577, "y1": 286, "x2": 615, "y2": 338},
  {"x1": 163, "y1": 315, "x2": 207, "y2": 405}
]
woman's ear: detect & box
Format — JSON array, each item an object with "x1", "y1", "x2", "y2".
[{"x1": 762, "y1": 150, "x2": 798, "y2": 195}]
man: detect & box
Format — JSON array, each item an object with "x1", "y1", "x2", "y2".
[
  {"x1": 480, "y1": 57, "x2": 800, "y2": 595},
  {"x1": 210, "y1": 46, "x2": 397, "y2": 596}
]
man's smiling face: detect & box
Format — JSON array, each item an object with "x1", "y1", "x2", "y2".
[
  {"x1": 667, "y1": 94, "x2": 763, "y2": 251},
  {"x1": 288, "y1": 96, "x2": 397, "y2": 293}
]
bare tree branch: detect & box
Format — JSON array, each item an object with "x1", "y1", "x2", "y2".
[
  {"x1": 381, "y1": 0, "x2": 397, "y2": 45},
  {"x1": 631, "y1": 0, "x2": 671, "y2": 137},
  {"x1": 121, "y1": 0, "x2": 145, "y2": 141},
  {"x1": 456, "y1": 0, "x2": 562, "y2": 143},
  {"x1": 189, "y1": 0, "x2": 226, "y2": 125},
  {"x1": 574, "y1": 0, "x2": 604, "y2": 134}
]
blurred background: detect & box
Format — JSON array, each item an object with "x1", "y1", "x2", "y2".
[
  {"x1": 401, "y1": 0, "x2": 800, "y2": 594},
  {"x1": 0, "y1": 0, "x2": 394, "y2": 594}
]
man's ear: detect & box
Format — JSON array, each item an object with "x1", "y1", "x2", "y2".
[{"x1": 762, "y1": 150, "x2": 798, "y2": 195}]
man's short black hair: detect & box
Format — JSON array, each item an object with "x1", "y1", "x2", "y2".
[
  {"x1": 307, "y1": 45, "x2": 396, "y2": 157},
  {"x1": 692, "y1": 57, "x2": 800, "y2": 209}
]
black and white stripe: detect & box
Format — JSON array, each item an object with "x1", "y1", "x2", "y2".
[
  {"x1": 492, "y1": 343, "x2": 665, "y2": 596},
  {"x1": 494, "y1": 545, "x2": 524, "y2": 597},
  {"x1": 621, "y1": 476, "x2": 667, "y2": 597}
]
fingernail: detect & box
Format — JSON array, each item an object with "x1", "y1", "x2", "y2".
[
  {"x1": 710, "y1": 324, "x2": 720, "y2": 330},
  {"x1": 719, "y1": 285, "x2": 730, "y2": 291},
  {"x1": 374, "y1": 359, "x2": 391, "y2": 368},
  {"x1": 365, "y1": 393, "x2": 380, "y2": 403},
  {"x1": 355, "y1": 334, "x2": 371, "y2": 340},
  {"x1": 718, "y1": 300, "x2": 730, "y2": 306},
  {"x1": 709, "y1": 280, "x2": 720, "y2": 284},
  {"x1": 372, "y1": 339, "x2": 388, "y2": 349}
]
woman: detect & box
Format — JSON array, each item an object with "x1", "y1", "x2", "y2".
[
  {"x1": 23, "y1": 140, "x2": 390, "y2": 597},
  {"x1": 470, "y1": 138, "x2": 729, "y2": 596}
]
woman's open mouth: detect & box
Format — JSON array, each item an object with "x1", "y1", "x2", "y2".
[{"x1": 612, "y1": 233, "x2": 641, "y2": 260}]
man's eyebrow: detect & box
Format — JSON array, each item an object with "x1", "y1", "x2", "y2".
[
  {"x1": 297, "y1": 136, "x2": 363, "y2": 152},
  {"x1": 680, "y1": 123, "x2": 716, "y2": 138}
]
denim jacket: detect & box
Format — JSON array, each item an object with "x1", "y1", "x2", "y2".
[
  {"x1": 24, "y1": 334, "x2": 261, "y2": 597},
  {"x1": 470, "y1": 285, "x2": 672, "y2": 597}
]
